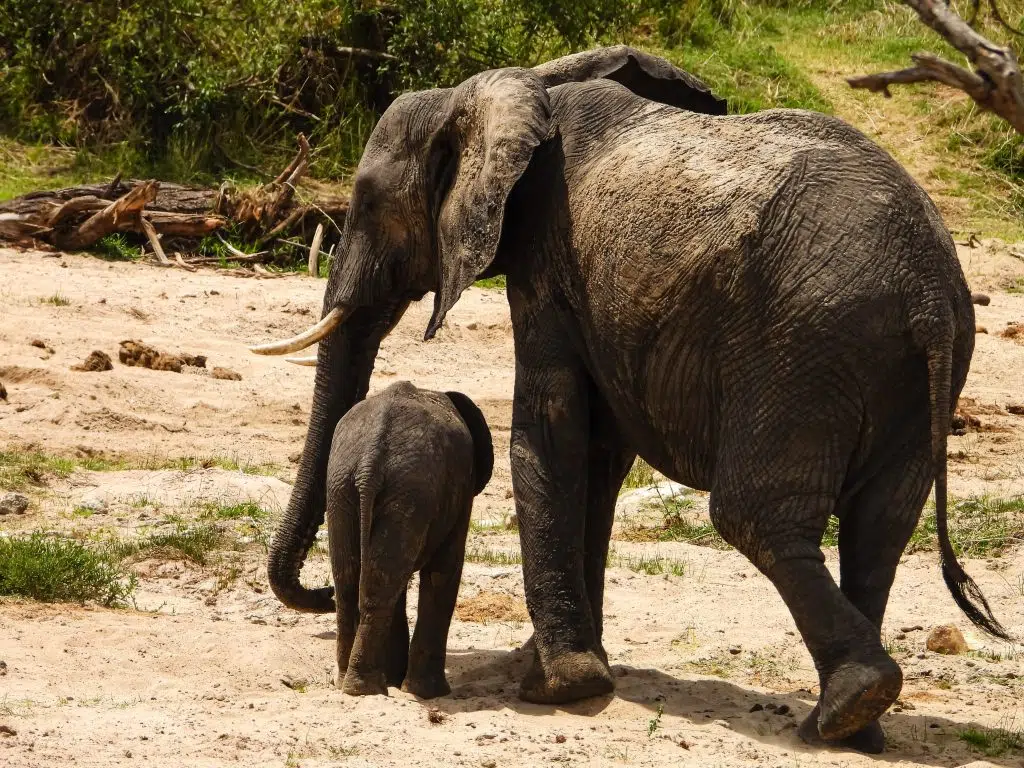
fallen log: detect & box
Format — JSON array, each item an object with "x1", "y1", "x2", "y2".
[{"x1": 0, "y1": 134, "x2": 349, "y2": 276}]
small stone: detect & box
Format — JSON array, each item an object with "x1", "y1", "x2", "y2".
[
  {"x1": 775, "y1": 704, "x2": 791, "y2": 716},
  {"x1": 30, "y1": 339, "x2": 47, "y2": 349},
  {"x1": 971, "y1": 293, "x2": 991, "y2": 306},
  {"x1": 926, "y1": 625, "x2": 969, "y2": 655},
  {"x1": 480, "y1": 761, "x2": 496, "y2": 768},
  {"x1": 0, "y1": 725, "x2": 16, "y2": 736},
  {"x1": 749, "y1": 703, "x2": 764, "y2": 712},
  {"x1": 900, "y1": 625, "x2": 923, "y2": 633},
  {"x1": 212, "y1": 367, "x2": 242, "y2": 381},
  {"x1": 280, "y1": 675, "x2": 307, "y2": 690},
  {"x1": 427, "y1": 709, "x2": 446, "y2": 724},
  {"x1": 1007, "y1": 404, "x2": 1024, "y2": 416},
  {"x1": 288, "y1": 452, "x2": 302, "y2": 464},
  {"x1": 554, "y1": 734, "x2": 566, "y2": 744},
  {"x1": 0, "y1": 493, "x2": 29, "y2": 516},
  {"x1": 0, "y1": 381, "x2": 6, "y2": 400},
  {"x1": 976, "y1": 325, "x2": 988, "y2": 334},
  {"x1": 71, "y1": 350, "x2": 113, "y2": 372},
  {"x1": 0, "y1": 660, "x2": 7, "y2": 676},
  {"x1": 728, "y1": 646, "x2": 742, "y2": 655}
]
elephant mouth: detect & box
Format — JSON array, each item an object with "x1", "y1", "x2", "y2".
[{"x1": 248, "y1": 306, "x2": 347, "y2": 356}]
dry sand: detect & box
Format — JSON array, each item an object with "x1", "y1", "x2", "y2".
[{"x1": 1, "y1": 241, "x2": 1023, "y2": 767}]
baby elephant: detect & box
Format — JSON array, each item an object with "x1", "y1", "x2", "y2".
[{"x1": 326, "y1": 380, "x2": 493, "y2": 698}]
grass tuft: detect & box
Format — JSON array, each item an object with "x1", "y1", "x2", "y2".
[
  {"x1": 959, "y1": 722, "x2": 1024, "y2": 757},
  {"x1": 40, "y1": 293, "x2": 70, "y2": 306},
  {"x1": 107, "y1": 524, "x2": 226, "y2": 566},
  {"x1": 0, "y1": 533, "x2": 137, "y2": 606}
]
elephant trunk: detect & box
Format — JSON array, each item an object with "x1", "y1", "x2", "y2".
[{"x1": 267, "y1": 306, "x2": 384, "y2": 613}]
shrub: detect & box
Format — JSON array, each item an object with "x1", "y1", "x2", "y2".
[{"x1": 0, "y1": 533, "x2": 137, "y2": 606}]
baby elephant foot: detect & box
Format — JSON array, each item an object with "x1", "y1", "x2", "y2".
[
  {"x1": 342, "y1": 669, "x2": 389, "y2": 697},
  {"x1": 518, "y1": 649, "x2": 614, "y2": 705},
  {"x1": 401, "y1": 675, "x2": 451, "y2": 700},
  {"x1": 818, "y1": 656, "x2": 902, "y2": 742},
  {"x1": 798, "y1": 703, "x2": 886, "y2": 754}
]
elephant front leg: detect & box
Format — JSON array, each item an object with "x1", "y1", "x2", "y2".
[{"x1": 511, "y1": 358, "x2": 612, "y2": 705}]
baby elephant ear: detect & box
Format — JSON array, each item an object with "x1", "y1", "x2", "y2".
[
  {"x1": 444, "y1": 391, "x2": 494, "y2": 496},
  {"x1": 533, "y1": 45, "x2": 726, "y2": 115},
  {"x1": 426, "y1": 68, "x2": 551, "y2": 340}
]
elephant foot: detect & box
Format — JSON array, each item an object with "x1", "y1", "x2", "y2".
[
  {"x1": 385, "y1": 663, "x2": 407, "y2": 689},
  {"x1": 818, "y1": 657, "x2": 902, "y2": 742},
  {"x1": 401, "y1": 675, "x2": 451, "y2": 700},
  {"x1": 518, "y1": 649, "x2": 613, "y2": 705},
  {"x1": 342, "y1": 669, "x2": 389, "y2": 697},
  {"x1": 798, "y1": 703, "x2": 886, "y2": 754}
]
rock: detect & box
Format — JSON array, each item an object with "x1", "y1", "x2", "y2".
[
  {"x1": 288, "y1": 451, "x2": 302, "y2": 464},
  {"x1": 0, "y1": 725, "x2": 16, "y2": 736},
  {"x1": 900, "y1": 625, "x2": 923, "y2": 633},
  {"x1": 30, "y1": 339, "x2": 50, "y2": 350},
  {"x1": 0, "y1": 493, "x2": 29, "y2": 515},
  {"x1": 71, "y1": 350, "x2": 113, "y2": 372},
  {"x1": 971, "y1": 292, "x2": 991, "y2": 306},
  {"x1": 976, "y1": 325, "x2": 988, "y2": 334},
  {"x1": 0, "y1": 381, "x2": 6, "y2": 400},
  {"x1": 280, "y1": 675, "x2": 307, "y2": 691},
  {"x1": 749, "y1": 703, "x2": 764, "y2": 712},
  {"x1": 181, "y1": 354, "x2": 207, "y2": 368},
  {"x1": 480, "y1": 761, "x2": 496, "y2": 768},
  {"x1": 211, "y1": 366, "x2": 242, "y2": 381},
  {"x1": 0, "y1": 660, "x2": 6, "y2": 676},
  {"x1": 728, "y1": 646, "x2": 742, "y2": 655},
  {"x1": 926, "y1": 625, "x2": 968, "y2": 655},
  {"x1": 775, "y1": 704, "x2": 791, "y2": 716},
  {"x1": 1007, "y1": 404, "x2": 1024, "y2": 416},
  {"x1": 554, "y1": 734, "x2": 566, "y2": 744}
]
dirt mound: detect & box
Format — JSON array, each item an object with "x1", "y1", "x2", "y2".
[
  {"x1": 1001, "y1": 323, "x2": 1024, "y2": 343},
  {"x1": 70, "y1": 350, "x2": 112, "y2": 372},
  {"x1": 455, "y1": 591, "x2": 529, "y2": 624},
  {"x1": 118, "y1": 340, "x2": 206, "y2": 372}
]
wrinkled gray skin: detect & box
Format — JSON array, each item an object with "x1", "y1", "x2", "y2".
[
  {"x1": 264, "y1": 46, "x2": 1007, "y2": 753},
  {"x1": 326, "y1": 381, "x2": 493, "y2": 698}
]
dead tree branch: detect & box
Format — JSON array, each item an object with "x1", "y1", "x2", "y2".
[{"x1": 848, "y1": 0, "x2": 1024, "y2": 134}]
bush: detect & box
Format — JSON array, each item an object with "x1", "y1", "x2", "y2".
[{"x1": 0, "y1": 533, "x2": 137, "y2": 606}]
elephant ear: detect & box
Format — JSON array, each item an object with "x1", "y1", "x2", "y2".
[
  {"x1": 533, "y1": 45, "x2": 726, "y2": 115},
  {"x1": 425, "y1": 68, "x2": 551, "y2": 340}
]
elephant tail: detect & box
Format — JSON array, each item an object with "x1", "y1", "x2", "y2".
[{"x1": 924, "y1": 328, "x2": 1011, "y2": 640}]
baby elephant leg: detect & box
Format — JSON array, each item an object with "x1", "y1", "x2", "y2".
[{"x1": 403, "y1": 516, "x2": 469, "y2": 699}]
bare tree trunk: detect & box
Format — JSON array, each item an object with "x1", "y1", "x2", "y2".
[{"x1": 848, "y1": 0, "x2": 1024, "y2": 135}]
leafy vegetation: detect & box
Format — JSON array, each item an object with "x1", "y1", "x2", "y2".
[
  {"x1": 2, "y1": 1, "x2": 1023, "y2": 238},
  {"x1": 106, "y1": 523, "x2": 226, "y2": 566},
  {"x1": 0, "y1": 533, "x2": 137, "y2": 606},
  {"x1": 959, "y1": 722, "x2": 1024, "y2": 757}
]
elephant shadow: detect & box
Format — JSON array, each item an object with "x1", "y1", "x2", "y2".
[{"x1": 428, "y1": 645, "x2": 1020, "y2": 766}]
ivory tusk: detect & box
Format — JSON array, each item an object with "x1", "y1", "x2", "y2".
[
  {"x1": 249, "y1": 307, "x2": 346, "y2": 355},
  {"x1": 285, "y1": 356, "x2": 318, "y2": 366}
]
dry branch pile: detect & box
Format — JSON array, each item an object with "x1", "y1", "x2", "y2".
[{"x1": 0, "y1": 135, "x2": 348, "y2": 275}]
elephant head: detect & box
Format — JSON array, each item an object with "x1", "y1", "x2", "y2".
[{"x1": 251, "y1": 46, "x2": 724, "y2": 612}]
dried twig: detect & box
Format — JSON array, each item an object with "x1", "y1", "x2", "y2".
[
  {"x1": 139, "y1": 216, "x2": 171, "y2": 266},
  {"x1": 849, "y1": 0, "x2": 1024, "y2": 134},
  {"x1": 174, "y1": 252, "x2": 198, "y2": 272},
  {"x1": 308, "y1": 222, "x2": 325, "y2": 277}
]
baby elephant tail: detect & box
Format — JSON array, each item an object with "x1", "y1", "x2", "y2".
[
  {"x1": 925, "y1": 329, "x2": 1011, "y2": 640},
  {"x1": 445, "y1": 391, "x2": 494, "y2": 495}
]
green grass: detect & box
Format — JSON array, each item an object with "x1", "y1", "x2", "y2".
[
  {"x1": 198, "y1": 501, "x2": 269, "y2": 521},
  {"x1": 106, "y1": 523, "x2": 226, "y2": 566},
  {"x1": 959, "y1": 722, "x2": 1024, "y2": 757},
  {"x1": 40, "y1": 293, "x2": 70, "y2": 306},
  {"x1": 0, "y1": 533, "x2": 137, "y2": 606},
  {"x1": 0, "y1": 449, "x2": 280, "y2": 492},
  {"x1": 614, "y1": 551, "x2": 687, "y2": 577},
  {"x1": 623, "y1": 458, "x2": 656, "y2": 490},
  {"x1": 465, "y1": 545, "x2": 523, "y2": 567},
  {"x1": 908, "y1": 496, "x2": 1024, "y2": 558},
  {"x1": 622, "y1": 490, "x2": 1020, "y2": 556},
  {"x1": 473, "y1": 276, "x2": 507, "y2": 290},
  {"x1": 93, "y1": 233, "x2": 141, "y2": 262}
]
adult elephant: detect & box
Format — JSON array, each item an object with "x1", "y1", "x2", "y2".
[{"x1": 251, "y1": 46, "x2": 1008, "y2": 752}]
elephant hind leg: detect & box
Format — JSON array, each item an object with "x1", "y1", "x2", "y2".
[
  {"x1": 402, "y1": 505, "x2": 471, "y2": 700},
  {"x1": 798, "y1": 443, "x2": 933, "y2": 754},
  {"x1": 711, "y1": 430, "x2": 901, "y2": 745}
]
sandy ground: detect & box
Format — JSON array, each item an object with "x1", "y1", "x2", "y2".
[{"x1": 1, "y1": 241, "x2": 1024, "y2": 768}]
